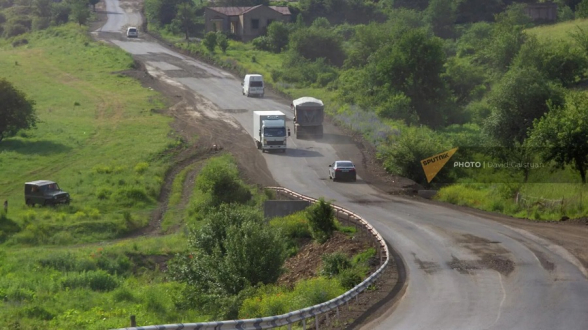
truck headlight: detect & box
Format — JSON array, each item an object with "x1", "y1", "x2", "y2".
[{"x1": 263, "y1": 139, "x2": 267, "y2": 144}]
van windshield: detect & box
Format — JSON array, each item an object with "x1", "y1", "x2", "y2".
[
  {"x1": 250, "y1": 81, "x2": 263, "y2": 87},
  {"x1": 264, "y1": 127, "x2": 285, "y2": 137}
]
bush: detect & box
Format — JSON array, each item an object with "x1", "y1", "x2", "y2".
[
  {"x1": 0, "y1": 213, "x2": 21, "y2": 243},
  {"x1": 252, "y1": 36, "x2": 272, "y2": 51},
  {"x1": 203, "y1": 31, "x2": 217, "y2": 52},
  {"x1": 114, "y1": 187, "x2": 152, "y2": 206},
  {"x1": 379, "y1": 127, "x2": 453, "y2": 186},
  {"x1": 337, "y1": 268, "x2": 363, "y2": 289},
  {"x1": 3, "y1": 22, "x2": 28, "y2": 38},
  {"x1": 306, "y1": 198, "x2": 336, "y2": 243},
  {"x1": 217, "y1": 32, "x2": 229, "y2": 53},
  {"x1": 321, "y1": 252, "x2": 351, "y2": 277},
  {"x1": 134, "y1": 161, "x2": 149, "y2": 174},
  {"x1": 195, "y1": 155, "x2": 252, "y2": 209},
  {"x1": 32, "y1": 16, "x2": 51, "y2": 31},
  {"x1": 268, "y1": 212, "x2": 311, "y2": 239},
  {"x1": 60, "y1": 270, "x2": 119, "y2": 292}
]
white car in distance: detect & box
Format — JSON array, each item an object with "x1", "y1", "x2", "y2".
[{"x1": 126, "y1": 27, "x2": 138, "y2": 38}]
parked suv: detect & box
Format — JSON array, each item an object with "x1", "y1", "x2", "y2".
[{"x1": 25, "y1": 180, "x2": 71, "y2": 207}]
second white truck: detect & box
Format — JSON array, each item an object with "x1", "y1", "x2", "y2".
[{"x1": 253, "y1": 111, "x2": 288, "y2": 153}]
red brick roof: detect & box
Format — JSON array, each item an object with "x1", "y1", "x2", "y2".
[{"x1": 208, "y1": 5, "x2": 291, "y2": 16}]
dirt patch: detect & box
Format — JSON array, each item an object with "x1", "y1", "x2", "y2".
[
  {"x1": 277, "y1": 232, "x2": 372, "y2": 289},
  {"x1": 413, "y1": 253, "x2": 441, "y2": 274}
]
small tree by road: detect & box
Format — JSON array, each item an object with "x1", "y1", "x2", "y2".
[
  {"x1": 0, "y1": 78, "x2": 38, "y2": 143},
  {"x1": 527, "y1": 92, "x2": 588, "y2": 183}
]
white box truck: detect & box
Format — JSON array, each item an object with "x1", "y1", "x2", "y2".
[{"x1": 253, "y1": 111, "x2": 289, "y2": 153}]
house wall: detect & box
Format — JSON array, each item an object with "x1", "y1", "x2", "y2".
[
  {"x1": 204, "y1": 8, "x2": 229, "y2": 33},
  {"x1": 241, "y1": 6, "x2": 290, "y2": 41},
  {"x1": 524, "y1": 3, "x2": 557, "y2": 22}
]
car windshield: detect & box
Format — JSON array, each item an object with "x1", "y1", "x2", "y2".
[
  {"x1": 250, "y1": 81, "x2": 263, "y2": 87},
  {"x1": 264, "y1": 127, "x2": 285, "y2": 137},
  {"x1": 41, "y1": 184, "x2": 60, "y2": 192},
  {"x1": 337, "y1": 162, "x2": 354, "y2": 168}
]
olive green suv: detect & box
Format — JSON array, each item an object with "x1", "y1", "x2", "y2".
[{"x1": 25, "y1": 180, "x2": 71, "y2": 207}]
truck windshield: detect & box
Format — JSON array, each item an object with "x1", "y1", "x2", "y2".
[{"x1": 264, "y1": 127, "x2": 285, "y2": 137}]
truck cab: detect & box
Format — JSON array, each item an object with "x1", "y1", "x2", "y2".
[{"x1": 253, "y1": 111, "x2": 289, "y2": 153}]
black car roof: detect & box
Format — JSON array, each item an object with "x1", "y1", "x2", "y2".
[{"x1": 25, "y1": 180, "x2": 56, "y2": 186}]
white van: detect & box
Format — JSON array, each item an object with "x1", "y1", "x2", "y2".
[{"x1": 242, "y1": 74, "x2": 264, "y2": 98}]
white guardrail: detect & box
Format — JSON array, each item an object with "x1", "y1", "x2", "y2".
[{"x1": 113, "y1": 187, "x2": 389, "y2": 330}]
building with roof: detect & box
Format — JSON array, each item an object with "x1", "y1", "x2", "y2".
[{"x1": 204, "y1": 5, "x2": 291, "y2": 41}]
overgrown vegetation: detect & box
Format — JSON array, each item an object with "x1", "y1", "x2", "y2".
[{"x1": 146, "y1": 0, "x2": 588, "y2": 220}]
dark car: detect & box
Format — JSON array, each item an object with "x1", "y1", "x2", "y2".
[
  {"x1": 25, "y1": 180, "x2": 71, "y2": 207},
  {"x1": 328, "y1": 161, "x2": 357, "y2": 182}
]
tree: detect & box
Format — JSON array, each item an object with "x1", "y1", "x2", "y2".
[
  {"x1": 266, "y1": 21, "x2": 290, "y2": 53},
  {"x1": 70, "y1": 0, "x2": 90, "y2": 26},
  {"x1": 202, "y1": 31, "x2": 217, "y2": 52},
  {"x1": 484, "y1": 66, "x2": 565, "y2": 146},
  {"x1": 366, "y1": 28, "x2": 449, "y2": 127},
  {"x1": 217, "y1": 32, "x2": 229, "y2": 53},
  {"x1": 424, "y1": 0, "x2": 456, "y2": 39},
  {"x1": 34, "y1": 0, "x2": 53, "y2": 18},
  {"x1": 0, "y1": 78, "x2": 37, "y2": 143},
  {"x1": 576, "y1": 0, "x2": 588, "y2": 18},
  {"x1": 88, "y1": 0, "x2": 100, "y2": 12},
  {"x1": 289, "y1": 26, "x2": 345, "y2": 67},
  {"x1": 306, "y1": 198, "x2": 336, "y2": 243},
  {"x1": 527, "y1": 92, "x2": 588, "y2": 183},
  {"x1": 172, "y1": 2, "x2": 197, "y2": 40},
  {"x1": 168, "y1": 205, "x2": 286, "y2": 318},
  {"x1": 513, "y1": 36, "x2": 588, "y2": 87}
]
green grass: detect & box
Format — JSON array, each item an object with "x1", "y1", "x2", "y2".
[
  {"x1": 525, "y1": 18, "x2": 588, "y2": 42},
  {"x1": 0, "y1": 24, "x2": 178, "y2": 245},
  {"x1": 0, "y1": 233, "x2": 201, "y2": 329},
  {"x1": 161, "y1": 162, "x2": 202, "y2": 232},
  {"x1": 435, "y1": 182, "x2": 588, "y2": 221},
  {"x1": 0, "y1": 24, "x2": 217, "y2": 329}
]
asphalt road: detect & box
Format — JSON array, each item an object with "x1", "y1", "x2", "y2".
[{"x1": 96, "y1": 3, "x2": 588, "y2": 329}]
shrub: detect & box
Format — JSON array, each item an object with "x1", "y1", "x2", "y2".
[
  {"x1": 269, "y1": 212, "x2": 311, "y2": 239},
  {"x1": 292, "y1": 277, "x2": 345, "y2": 306},
  {"x1": 96, "y1": 187, "x2": 112, "y2": 200},
  {"x1": 0, "y1": 213, "x2": 21, "y2": 243},
  {"x1": 32, "y1": 16, "x2": 51, "y2": 31},
  {"x1": 252, "y1": 36, "x2": 272, "y2": 51},
  {"x1": 114, "y1": 187, "x2": 151, "y2": 206},
  {"x1": 337, "y1": 268, "x2": 363, "y2": 289},
  {"x1": 134, "y1": 162, "x2": 149, "y2": 174},
  {"x1": 60, "y1": 270, "x2": 119, "y2": 292},
  {"x1": 321, "y1": 252, "x2": 351, "y2": 277},
  {"x1": 203, "y1": 31, "x2": 217, "y2": 52},
  {"x1": 217, "y1": 32, "x2": 229, "y2": 53},
  {"x1": 306, "y1": 198, "x2": 336, "y2": 243},
  {"x1": 3, "y1": 22, "x2": 28, "y2": 38}
]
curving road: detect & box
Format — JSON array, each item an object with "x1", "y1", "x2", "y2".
[{"x1": 96, "y1": 3, "x2": 588, "y2": 329}]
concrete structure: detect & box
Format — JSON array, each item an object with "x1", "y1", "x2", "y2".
[
  {"x1": 263, "y1": 200, "x2": 310, "y2": 220},
  {"x1": 204, "y1": 5, "x2": 291, "y2": 41},
  {"x1": 524, "y1": 2, "x2": 557, "y2": 22}
]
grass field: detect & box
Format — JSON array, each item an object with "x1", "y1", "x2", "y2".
[
  {"x1": 0, "y1": 25, "x2": 177, "y2": 245},
  {"x1": 526, "y1": 18, "x2": 588, "y2": 41},
  {"x1": 0, "y1": 24, "x2": 210, "y2": 329}
]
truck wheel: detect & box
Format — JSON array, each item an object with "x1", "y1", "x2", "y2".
[{"x1": 26, "y1": 199, "x2": 34, "y2": 207}]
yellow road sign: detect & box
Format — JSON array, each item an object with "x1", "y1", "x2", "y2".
[{"x1": 421, "y1": 147, "x2": 458, "y2": 183}]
